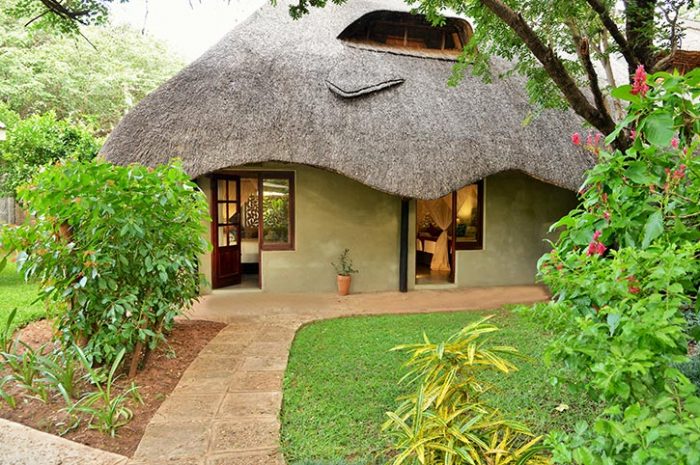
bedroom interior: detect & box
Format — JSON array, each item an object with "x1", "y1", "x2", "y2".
[{"x1": 415, "y1": 181, "x2": 483, "y2": 285}]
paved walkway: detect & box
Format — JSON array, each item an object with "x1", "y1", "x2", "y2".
[
  {"x1": 128, "y1": 286, "x2": 549, "y2": 465},
  {"x1": 0, "y1": 418, "x2": 129, "y2": 465}
]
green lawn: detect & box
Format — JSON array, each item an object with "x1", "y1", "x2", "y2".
[
  {"x1": 281, "y1": 309, "x2": 599, "y2": 465},
  {"x1": 0, "y1": 260, "x2": 44, "y2": 334}
]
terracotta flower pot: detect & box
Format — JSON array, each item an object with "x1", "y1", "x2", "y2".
[{"x1": 337, "y1": 275, "x2": 352, "y2": 296}]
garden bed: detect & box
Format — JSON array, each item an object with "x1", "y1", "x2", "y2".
[
  {"x1": 0, "y1": 318, "x2": 225, "y2": 457},
  {"x1": 281, "y1": 308, "x2": 600, "y2": 465}
]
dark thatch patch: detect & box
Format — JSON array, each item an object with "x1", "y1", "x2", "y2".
[{"x1": 101, "y1": 0, "x2": 592, "y2": 199}]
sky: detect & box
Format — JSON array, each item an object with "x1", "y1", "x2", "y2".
[{"x1": 110, "y1": 0, "x2": 268, "y2": 62}]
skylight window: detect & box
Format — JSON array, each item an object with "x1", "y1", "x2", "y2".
[{"x1": 338, "y1": 10, "x2": 472, "y2": 59}]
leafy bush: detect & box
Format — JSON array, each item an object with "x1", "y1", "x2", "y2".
[
  {"x1": 0, "y1": 112, "x2": 100, "y2": 197},
  {"x1": 535, "y1": 68, "x2": 700, "y2": 463},
  {"x1": 0, "y1": 158, "x2": 209, "y2": 370},
  {"x1": 383, "y1": 317, "x2": 549, "y2": 465}
]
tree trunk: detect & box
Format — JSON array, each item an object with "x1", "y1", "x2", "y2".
[{"x1": 625, "y1": 0, "x2": 659, "y2": 75}]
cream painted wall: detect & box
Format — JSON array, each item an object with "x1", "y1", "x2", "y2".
[
  {"x1": 453, "y1": 171, "x2": 578, "y2": 287},
  {"x1": 260, "y1": 165, "x2": 402, "y2": 293}
]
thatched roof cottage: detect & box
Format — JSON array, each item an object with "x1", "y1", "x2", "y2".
[{"x1": 103, "y1": 0, "x2": 590, "y2": 293}]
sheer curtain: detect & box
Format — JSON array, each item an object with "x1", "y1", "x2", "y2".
[
  {"x1": 426, "y1": 190, "x2": 476, "y2": 271},
  {"x1": 426, "y1": 196, "x2": 452, "y2": 271}
]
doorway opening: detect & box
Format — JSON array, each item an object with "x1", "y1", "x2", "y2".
[
  {"x1": 239, "y1": 177, "x2": 261, "y2": 288},
  {"x1": 415, "y1": 181, "x2": 484, "y2": 286},
  {"x1": 211, "y1": 171, "x2": 295, "y2": 290},
  {"x1": 416, "y1": 193, "x2": 454, "y2": 285}
]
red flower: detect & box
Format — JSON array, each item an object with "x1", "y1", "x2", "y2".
[
  {"x1": 604, "y1": 211, "x2": 611, "y2": 221},
  {"x1": 671, "y1": 137, "x2": 679, "y2": 149},
  {"x1": 631, "y1": 65, "x2": 649, "y2": 96},
  {"x1": 629, "y1": 286, "x2": 640, "y2": 294},
  {"x1": 571, "y1": 132, "x2": 581, "y2": 145},
  {"x1": 587, "y1": 230, "x2": 606, "y2": 256},
  {"x1": 673, "y1": 164, "x2": 686, "y2": 180}
]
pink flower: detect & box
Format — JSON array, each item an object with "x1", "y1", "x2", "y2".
[
  {"x1": 631, "y1": 65, "x2": 649, "y2": 97},
  {"x1": 671, "y1": 137, "x2": 679, "y2": 149},
  {"x1": 571, "y1": 132, "x2": 581, "y2": 145},
  {"x1": 586, "y1": 132, "x2": 593, "y2": 146},
  {"x1": 596, "y1": 242, "x2": 607, "y2": 255},
  {"x1": 604, "y1": 211, "x2": 611, "y2": 221},
  {"x1": 630, "y1": 129, "x2": 637, "y2": 140},
  {"x1": 594, "y1": 133, "x2": 602, "y2": 146},
  {"x1": 587, "y1": 230, "x2": 606, "y2": 256},
  {"x1": 673, "y1": 164, "x2": 686, "y2": 180}
]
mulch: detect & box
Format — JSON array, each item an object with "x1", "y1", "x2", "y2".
[{"x1": 0, "y1": 318, "x2": 225, "y2": 457}]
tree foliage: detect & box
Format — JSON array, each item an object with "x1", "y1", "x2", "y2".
[
  {"x1": 0, "y1": 107, "x2": 100, "y2": 197},
  {"x1": 0, "y1": 159, "x2": 209, "y2": 369},
  {"x1": 0, "y1": 0, "x2": 183, "y2": 132}
]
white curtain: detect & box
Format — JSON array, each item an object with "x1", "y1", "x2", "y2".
[
  {"x1": 425, "y1": 186, "x2": 478, "y2": 272},
  {"x1": 426, "y1": 195, "x2": 452, "y2": 271}
]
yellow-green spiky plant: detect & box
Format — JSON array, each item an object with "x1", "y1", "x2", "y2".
[{"x1": 382, "y1": 316, "x2": 550, "y2": 465}]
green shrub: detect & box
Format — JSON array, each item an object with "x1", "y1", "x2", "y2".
[
  {"x1": 383, "y1": 317, "x2": 549, "y2": 465},
  {"x1": 0, "y1": 158, "x2": 209, "y2": 370},
  {"x1": 535, "y1": 68, "x2": 700, "y2": 463}
]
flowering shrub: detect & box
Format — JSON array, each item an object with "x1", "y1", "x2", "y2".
[
  {"x1": 0, "y1": 159, "x2": 208, "y2": 370},
  {"x1": 533, "y1": 68, "x2": 700, "y2": 463}
]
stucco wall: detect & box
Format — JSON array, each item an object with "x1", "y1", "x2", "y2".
[
  {"x1": 260, "y1": 165, "x2": 401, "y2": 293},
  {"x1": 453, "y1": 171, "x2": 578, "y2": 287}
]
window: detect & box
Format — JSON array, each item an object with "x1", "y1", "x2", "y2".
[
  {"x1": 260, "y1": 174, "x2": 294, "y2": 250},
  {"x1": 454, "y1": 181, "x2": 483, "y2": 250},
  {"x1": 338, "y1": 10, "x2": 473, "y2": 58},
  {"x1": 215, "y1": 179, "x2": 239, "y2": 248}
]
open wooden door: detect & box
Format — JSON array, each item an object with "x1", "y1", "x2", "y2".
[{"x1": 212, "y1": 176, "x2": 242, "y2": 288}]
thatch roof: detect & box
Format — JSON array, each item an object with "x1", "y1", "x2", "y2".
[{"x1": 101, "y1": 0, "x2": 592, "y2": 198}]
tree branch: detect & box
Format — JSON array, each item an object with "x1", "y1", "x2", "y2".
[
  {"x1": 480, "y1": 0, "x2": 617, "y2": 135},
  {"x1": 585, "y1": 0, "x2": 640, "y2": 72},
  {"x1": 572, "y1": 33, "x2": 609, "y2": 120},
  {"x1": 38, "y1": 0, "x2": 91, "y2": 25}
]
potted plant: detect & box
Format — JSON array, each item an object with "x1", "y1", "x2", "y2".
[{"x1": 332, "y1": 248, "x2": 358, "y2": 296}]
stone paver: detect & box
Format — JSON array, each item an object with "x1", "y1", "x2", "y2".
[
  {"x1": 0, "y1": 418, "x2": 129, "y2": 465},
  {"x1": 126, "y1": 285, "x2": 548, "y2": 465}
]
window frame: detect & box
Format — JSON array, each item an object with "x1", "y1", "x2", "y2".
[
  {"x1": 453, "y1": 180, "x2": 484, "y2": 251},
  {"x1": 257, "y1": 171, "x2": 296, "y2": 252},
  {"x1": 337, "y1": 10, "x2": 473, "y2": 59}
]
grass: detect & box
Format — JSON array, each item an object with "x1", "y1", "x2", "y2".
[
  {"x1": 0, "y1": 260, "x2": 44, "y2": 334},
  {"x1": 281, "y1": 308, "x2": 599, "y2": 465}
]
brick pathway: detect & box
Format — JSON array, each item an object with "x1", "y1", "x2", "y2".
[{"x1": 127, "y1": 286, "x2": 549, "y2": 465}]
